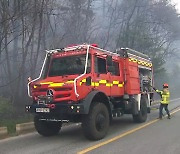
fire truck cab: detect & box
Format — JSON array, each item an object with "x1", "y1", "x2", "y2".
[{"x1": 26, "y1": 44, "x2": 153, "y2": 140}]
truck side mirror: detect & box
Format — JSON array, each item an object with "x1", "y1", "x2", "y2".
[
  {"x1": 86, "y1": 76, "x2": 91, "y2": 86},
  {"x1": 107, "y1": 56, "x2": 113, "y2": 66}
]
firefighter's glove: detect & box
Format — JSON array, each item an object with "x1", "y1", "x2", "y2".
[{"x1": 153, "y1": 87, "x2": 157, "y2": 91}]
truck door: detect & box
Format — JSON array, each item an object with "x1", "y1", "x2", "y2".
[
  {"x1": 107, "y1": 59, "x2": 124, "y2": 96},
  {"x1": 92, "y1": 56, "x2": 110, "y2": 95}
]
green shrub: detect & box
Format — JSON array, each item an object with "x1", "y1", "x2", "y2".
[
  {"x1": 0, "y1": 96, "x2": 33, "y2": 135},
  {"x1": 0, "y1": 96, "x2": 13, "y2": 120}
]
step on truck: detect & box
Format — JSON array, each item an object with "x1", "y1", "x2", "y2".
[{"x1": 26, "y1": 44, "x2": 154, "y2": 140}]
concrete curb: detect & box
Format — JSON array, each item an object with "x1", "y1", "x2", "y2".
[
  {"x1": 0, "y1": 127, "x2": 8, "y2": 138},
  {"x1": 16, "y1": 122, "x2": 35, "y2": 135}
]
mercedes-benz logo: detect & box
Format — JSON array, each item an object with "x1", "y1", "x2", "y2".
[{"x1": 47, "y1": 89, "x2": 53, "y2": 97}]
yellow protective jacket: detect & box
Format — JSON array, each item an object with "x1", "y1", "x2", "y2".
[{"x1": 156, "y1": 89, "x2": 170, "y2": 104}]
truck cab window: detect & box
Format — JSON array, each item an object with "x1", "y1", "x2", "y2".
[
  {"x1": 48, "y1": 54, "x2": 91, "y2": 76},
  {"x1": 112, "y1": 61, "x2": 120, "y2": 76},
  {"x1": 95, "y1": 57, "x2": 107, "y2": 74}
]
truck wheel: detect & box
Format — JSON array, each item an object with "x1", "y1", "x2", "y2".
[
  {"x1": 132, "y1": 96, "x2": 147, "y2": 123},
  {"x1": 82, "y1": 102, "x2": 109, "y2": 140},
  {"x1": 34, "y1": 115, "x2": 62, "y2": 136}
]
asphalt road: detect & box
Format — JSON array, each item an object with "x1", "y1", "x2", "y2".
[{"x1": 0, "y1": 98, "x2": 180, "y2": 154}]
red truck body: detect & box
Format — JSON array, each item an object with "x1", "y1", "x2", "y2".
[{"x1": 26, "y1": 44, "x2": 153, "y2": 140}]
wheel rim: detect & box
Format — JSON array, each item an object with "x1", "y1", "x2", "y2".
[{"x1": 95, "y1": 113, "x2": 106, "y2": 132}]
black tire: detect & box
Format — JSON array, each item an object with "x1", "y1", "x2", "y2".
[
  {"x1": 34, "y1": 115, "x2": 62, "y2": 136},
  {"x1": 82, "y1": 102, "x2": 110, "y2": 140},
  {"x1": 133, "y1": 96, "x2": 147, "y2": 123}
]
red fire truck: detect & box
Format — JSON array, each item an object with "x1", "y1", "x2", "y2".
[{"x1": 26, "y1": 44, "x2": 153, "y2": 140}]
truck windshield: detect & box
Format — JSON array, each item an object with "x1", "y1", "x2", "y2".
[{"x1": 48, "y1": 54, "x2": 91, "y2": 77}]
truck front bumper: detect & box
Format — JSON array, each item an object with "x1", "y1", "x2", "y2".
[{"x1": 25, "y1": 103, "x2": 85, "y2": 115}]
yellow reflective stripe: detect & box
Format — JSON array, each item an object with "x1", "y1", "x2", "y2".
[
  {"x1": 41, "y1": 80, "x2": 74, "y2": 86},
  {"x1": 129, "y1": 58, "x2": 137, "y2": 63},
  {"x1": 91, "y1": 82, "x2": 99, "y2": 86},
  {"x1": 133, "y1": 58, "x2": 138, "y2": 63},
  {"x1": 95, "y1": 82, "x2": 99, "y2": 86},
  {"x1": 129, "y1": 58, "x2": 152, "y2": 68},
  {"x1": 41, "y1": 79, "x2": 124, "y2": 88},
  {"x1": 40, "y1": 82, "x2": 53, "y2": 85},
  {"x1": 118, "y1": 84, "x2": 123, "y2": 87},
  {"x1": 49, "y1": 83, "x2": 64, "y2": 87},
  {"x1": 99, "y1": 80, "x2": 107, "y2": 84},
  {"x1": 141, "y1": 61, "x2": 145, "y2": 65},
  {"x1": 106, "y1": 83, "x2": 113, "y2": 87},
  {"x1": 80, "y1": 79, "x2": 86, "y2": 86},
  {"x1": 80, "y1": 79, "x2": 124, "y2": 88},
  {"x1": 91, "y1": 82, "x2": 95, "y2": 86},
  {"x1": 138, "y1": 60, "x2": 142, "y2": 64},
  {"x1": 81, "y1": 79, "x2": 86, "y2": 83},
  {"x1": 66, "y1": 80, "x2": 74, "y2": 83},
  {"x1": 113, "y1": 81, "x2": 119, "y2": 84}
]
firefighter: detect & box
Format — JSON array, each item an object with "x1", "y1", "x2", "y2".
[{"x1": 153, "y1": 83, "x2": 171, "y2": 119}]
